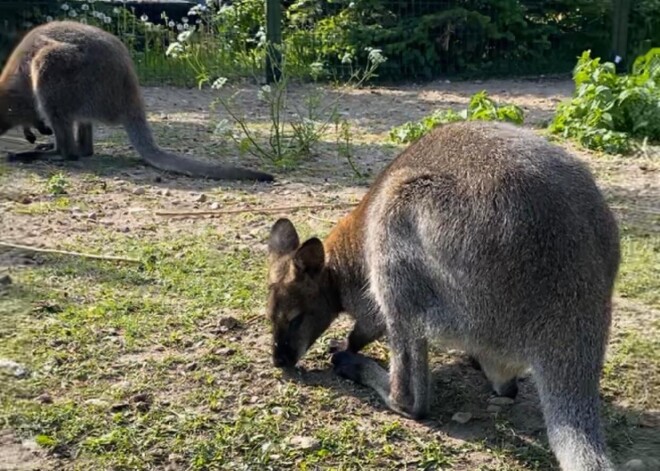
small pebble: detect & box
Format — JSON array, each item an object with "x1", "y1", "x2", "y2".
[
  {"x1": 451, "y1": 412, "x2": 472, "y2": 424},
  {"x1": 489, "y1": 396, "x2": 515, "y2": 406},
  {"x1": 210, "y1": 202, "x2": 220, "y2": 210},
  {"x1": 0, "y1": 274, "x2": 12, "y2": 286},
  {"x1": 194, "y1": 193, "x2": 207, "y2": 203},
  {"x1": 161, "y1": 189, "x2": 171, "y2": 197},
  {"x1": 288, "y1": 435, "x2": 320, "y2": 451},
  {"x1": 35, "y1": 393, "x2": 53, "y2": 404},
  {"x1": 0, "y1": 359, "x2": 28, "y2": 378},
  {"x1": 132, "y1": 187, "x2": 145, "y2": 195},
  {"x1": 215, "y1": 347, "x2": 236, "y2": 356}
]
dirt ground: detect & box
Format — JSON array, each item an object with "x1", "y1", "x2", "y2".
[{"x1": 1, "y1": 77, "x2": 658, "y2": 471}]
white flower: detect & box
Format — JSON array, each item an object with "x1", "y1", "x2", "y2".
[
  {"x1": 81, "y1": 4, "x2": 89, "y2": 11},
  {"x1": 140, "y1": 14, "x2": 148, "y2": 22},
  {"x1": 176, "y1": 23, "x2": 183, "y2": 31},
  {"x1": 177, "y1": 30, "x2": 193, "y2": 42},
  {"x1": 182, "y1": 16, "x2": 189, "y2": 23},
  {"x1": 113, "y1": 7, "x2": 120, "y2": 15},
  {"x1": 46, "y1": 16, "x2": 53, "y2": 22},
  {"x1": 183, "y1": 23, "x2": 190, "y2": 30},
  {"x1": 341, "y1": 52, "x2": 352, "y2": 64},
  {"x1": 168, "y1": 20, "x2": 175, "y2": 28},
  {"x1": 366, "y1": 47, "x2": 386, "y2": 65},
  {"x1": 211, "y1": 77, "x2": 228, "y2": 90},
  {"x1": 68, "y1": 10, "x2": 78, "y2": 17},
  {"x1": 60, "y1": 3, "x2": 70, "y2": 11},
  {"x1": 165, "y1": 42, "x2": 184, "y2": 58},
  {"x1": 104, "y1": 16, "x2": 112, "y2": 24}
]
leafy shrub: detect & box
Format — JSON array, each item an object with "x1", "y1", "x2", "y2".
[
  {"x1": 389, "y1": 91, "x2": 524, "y2": 144},
  {"x1": 549, "y1": 49, "x2": 660, "y2": 154}
]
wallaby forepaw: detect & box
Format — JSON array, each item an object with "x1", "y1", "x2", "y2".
[{"x1": 331, "y1": 351, "x2": 364, "y2": 383}]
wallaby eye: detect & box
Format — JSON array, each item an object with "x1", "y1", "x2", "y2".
[{"x1": 289, "y1": 315, "x2": 304, "y2": 330}]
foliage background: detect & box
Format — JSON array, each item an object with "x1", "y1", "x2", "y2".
[{"x1": 1, "y1": 0, "x2": 658, "y2": 84}]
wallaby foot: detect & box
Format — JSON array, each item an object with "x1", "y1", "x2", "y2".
[{"x1": 34, "y1": 143, "x2": 55, "y2": 152}]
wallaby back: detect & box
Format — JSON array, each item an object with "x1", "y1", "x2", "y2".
[{"x1": 267, "y1": 121, "x2": 620, "y2": 471}]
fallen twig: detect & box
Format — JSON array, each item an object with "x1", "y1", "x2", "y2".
[
  {"x1": 0, "y1": 241, "x2": 141, "y2": 264},
  {"x1": 155, "y1": 202, "x2": 360, "y2": 218}
]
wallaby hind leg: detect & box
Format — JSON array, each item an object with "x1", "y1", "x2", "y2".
[
  {"x1": 332, "y1": 333, "x2": 430, "y2": 420},
  {"x1": 476, "y1": 355, "x2": 526, "y2": 399},
  {"x1": 77, "y1": 123, "x2": 94, "y2": 157}
]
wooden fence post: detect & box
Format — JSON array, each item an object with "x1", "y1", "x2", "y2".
[
  {"x1": 611, "y1": 0, "x2": 633, "y2": 72},
  {"x1": 265, "y1": 0, "x2": 282, "y2": 83}
]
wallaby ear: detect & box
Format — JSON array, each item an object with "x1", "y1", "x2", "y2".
[
  {"x1": 269, "y1": 218, "x2": 300, "y2": 256},
  {"x1": 293, "y1": 238, "x2": 325, "y2": 276}
]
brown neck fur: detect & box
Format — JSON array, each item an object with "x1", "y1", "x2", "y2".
[{"x1": 323, "y1": 198, "x2": 372, "y2": 311}]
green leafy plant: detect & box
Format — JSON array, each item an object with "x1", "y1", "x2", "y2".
[
  {"x1": 389, "y1": 91, "x2": 524, "y2": 144},
  {"x1": 46, "y1": 172, "x2": 69, "y2": 196},
  {"x1": 549, "y1": 48, "x2": 660, "y2": 154}
]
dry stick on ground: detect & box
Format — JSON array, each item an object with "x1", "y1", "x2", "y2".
[
  {"x1": 0, "y1": 241, "x2": 142, "y2": 264},
  {"x1": 155, "y1": 202, "x2": 360, "y2": 218}
]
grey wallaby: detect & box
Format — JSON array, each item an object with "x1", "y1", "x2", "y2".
[
  {"x1": 267, "y1": 121, "x2": 620, "y2": 471},
  {"x1": 0, "y1": 21, "x2": 274, "y2": 182}
]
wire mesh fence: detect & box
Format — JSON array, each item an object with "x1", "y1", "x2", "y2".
[{"x1": 1, "y1": 0, "x2": 656, "y2": 86}]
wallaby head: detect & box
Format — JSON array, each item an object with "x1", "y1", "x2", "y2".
[{"x1": 267, "y1": 218, "x2": 340, "y2": 367}]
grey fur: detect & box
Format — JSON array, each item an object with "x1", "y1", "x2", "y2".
[
  {"x1": 0, "y1": 21, "x2": 273, "y2": 182},
  {"x1": 267, "y1": 121, "x2": 620, "y2": 471}
]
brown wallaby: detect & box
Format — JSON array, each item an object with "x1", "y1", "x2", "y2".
[
  {"x1": 267, "y1": 121, "x2": 620, "y2": 471},
  {"x1": 0, "y1": 21, "x2": 273, "y2": 182}
]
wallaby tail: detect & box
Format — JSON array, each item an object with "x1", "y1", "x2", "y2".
[
  {"x1": 123, "y1": 116, "x2": 274, "y2": 182},
  {"x1": 534, "y1": 354, "x2": 615, "y2": 471}
]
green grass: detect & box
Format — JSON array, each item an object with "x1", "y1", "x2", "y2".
[
  {"x1": 617, "y1": 232, "x2": 660, "y2": 309},
  {"x1": 0, "y1": 84, "x2": 658, "y2": 470}
]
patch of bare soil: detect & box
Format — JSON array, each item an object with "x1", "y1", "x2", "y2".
[{"x1": 0, "y1": 430, "x2": 54, "y2": 471}]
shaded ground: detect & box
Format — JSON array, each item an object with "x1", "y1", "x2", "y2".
[{"x1": 0, "y1": 77, "x2": 658, "y2": 471}]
